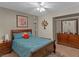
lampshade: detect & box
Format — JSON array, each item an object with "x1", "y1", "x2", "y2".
[{"x1": 5, "y1": 34, "x2": 9, "y2": 40}]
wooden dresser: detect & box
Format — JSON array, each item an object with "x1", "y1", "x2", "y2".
[
  {"x1": 0, "y1": 41, "x2": 12, "y2": 55},
  {"x1": 57, "y1": 33, "x2": 79, "y2": 49}
]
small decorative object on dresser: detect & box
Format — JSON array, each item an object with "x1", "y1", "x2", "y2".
[{"x1": 0, "y1": 40, "x2": 12, "y2": 56}]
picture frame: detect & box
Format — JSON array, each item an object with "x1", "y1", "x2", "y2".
[{"x1": 16, "y1": 15, "x2": 28, "y2": 28}]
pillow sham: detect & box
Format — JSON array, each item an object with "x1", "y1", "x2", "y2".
[
  {"x1": 28, "y1": 32, "x2": 32, "y2": 37},
  {"x1": 13, "y1": 33, "x2": 23, "y2": 39}
]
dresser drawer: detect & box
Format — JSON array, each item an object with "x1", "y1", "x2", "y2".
[
  {"x1": 0, "y1": 41, "x2": 12, "y2": 55},
  {"x1": 0, "y1": 46, "x2": 11, "y2": 50},
  {"x1": 0, "y1": 43, "x2": 6, "y2": 47},
  {"x1": 0, "y1": 49, "x2": 11, "y2": 55},
  {"x1": 0, "y1": 45, "x2": 11, "y2": 49}
]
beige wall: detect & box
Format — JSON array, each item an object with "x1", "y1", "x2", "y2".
[
  {"x1": 0, "y1": 7, "x2": 38, "y2": 40},
  {"x1": 38, "y1": 14, "x2": 53, "y2": 41}
]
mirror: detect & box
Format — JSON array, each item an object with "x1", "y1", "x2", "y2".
[{"x1": 61, "y1": 19, "x2": 78, "y2": 34}]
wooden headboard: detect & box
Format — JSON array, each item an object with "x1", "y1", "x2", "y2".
[{"x1": 11, "y1": 29, "x2": 32, "y2": 40}]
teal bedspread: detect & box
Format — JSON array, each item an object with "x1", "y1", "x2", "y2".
[{"x1": 12, "y1": 36, "x2": 52, "y2": 57}]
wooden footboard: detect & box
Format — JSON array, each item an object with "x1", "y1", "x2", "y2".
[{"x1": 31, "y1": 41, "x2": 56, "y2": 57}]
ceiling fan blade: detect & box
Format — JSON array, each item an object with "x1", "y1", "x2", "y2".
[{"x1": 27, "y1": 2, "x2": 40, "y2": 7}]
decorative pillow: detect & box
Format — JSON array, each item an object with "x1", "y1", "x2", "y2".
[
  {"x1": 13, "y1": 33, "x2": 22, "y2": 39},
  {"x1": 22, "y1": 32, "x2": 29, "y2": 39},
  {"x1": 28, "y1": 32, "x2": 32, "y2": 37}
]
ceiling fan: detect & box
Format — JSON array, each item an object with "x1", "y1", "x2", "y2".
[
  {"x1": 36, "y1": 2, "x2": 46, "y2": 12},
  {"x1": 28, "y1": 2, "x2": 52, "y2": 12}
]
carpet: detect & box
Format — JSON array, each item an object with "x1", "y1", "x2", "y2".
[{"x1": 1, "y1": 51, "x2": 64, "y2": 57}]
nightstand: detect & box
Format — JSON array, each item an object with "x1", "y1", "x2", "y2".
[{"x1": 0, "y1": 40, "x2": 12, "y2": 55}]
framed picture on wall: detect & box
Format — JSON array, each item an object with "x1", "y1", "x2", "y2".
[{"x1": 16, "y1": 15, "x2": 28, "y2": 27}]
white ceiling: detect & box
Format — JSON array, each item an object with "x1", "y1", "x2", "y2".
[{"x1": 0, "y1": 2, "x2": 79, "y2": 16}]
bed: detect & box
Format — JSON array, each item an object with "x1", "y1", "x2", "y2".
[{"x1": 11, "y1": 29, "x2": 56, "y2": 57}]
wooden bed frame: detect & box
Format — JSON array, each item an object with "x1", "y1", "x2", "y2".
[{"x1": 11, "y1": 29, "x2": 56, "y2": 57}]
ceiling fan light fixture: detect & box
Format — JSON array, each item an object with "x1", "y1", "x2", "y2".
[
  {"x1": 36, "y1": 7, "x2": 45, "y2": 12},
  {"x1": 37, "y1": 7, "x2": 40, "y2": 11},
  {"x1": 40, "y1": 7, "x2": 45, "y2": 11},
  {"x1": 36, "y1": 2, "x2": 46, "y2": 12}
]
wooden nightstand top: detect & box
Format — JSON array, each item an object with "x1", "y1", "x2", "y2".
[{"x1": 0, "y1": 40, "x2": 4, "y2": 44}]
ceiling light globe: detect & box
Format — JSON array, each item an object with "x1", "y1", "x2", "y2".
[
  {"x1": 37, "y1": 8, "x2": 40, "y2": 11},
  {"x1": 40, "y1": 7, "x2": 45, "y2": 11}
]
